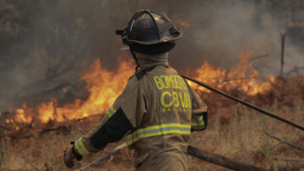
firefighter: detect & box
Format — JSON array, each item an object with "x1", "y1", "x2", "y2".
[{"x1": 64, "y1": 10, "x2": 208, "y2": 171}]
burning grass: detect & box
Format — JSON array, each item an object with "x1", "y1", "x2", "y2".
[{"x1": 0, "y1": 51, "x2": 304, "y2": 170}]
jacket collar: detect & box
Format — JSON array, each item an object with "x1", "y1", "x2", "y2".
[{"x1": 135, "y1": 52, "x2": 169, "y2": 71}]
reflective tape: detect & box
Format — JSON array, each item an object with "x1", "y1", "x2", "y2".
[
  {"x1": 125, "y1": 123, "x2": 191, "y2": 145},
  {"x1": 74, "y1": 137, "x2": 91, "y2": 156},
  {"x1": 191, "y1": 115, "x2": 204, "y2": 127},
  {"x1": 105, "y1": 107, "x2": 117, "y2": 118}
]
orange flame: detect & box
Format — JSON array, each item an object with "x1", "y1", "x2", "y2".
[
  {"x1": 13, "y1": 58, "x2": 134, "y2": 124},
  {"x1": 187, "y1": 50, "x2": 275, "y2": 95},
  {"x1": 11, "y1": 50, "x2": 274, "y2": 125}
]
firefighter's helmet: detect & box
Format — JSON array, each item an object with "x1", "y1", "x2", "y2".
[{"x1": 116, "y1": 10, "x2": 183, "y2": 54}]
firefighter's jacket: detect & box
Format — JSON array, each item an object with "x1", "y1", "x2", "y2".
[{"x1": 74, "y1": 53, "x2": 208, "y2": 171}]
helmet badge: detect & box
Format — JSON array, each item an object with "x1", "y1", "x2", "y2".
[{"x1": 142, "y1": 20, "x2": 151, "y2": 28}]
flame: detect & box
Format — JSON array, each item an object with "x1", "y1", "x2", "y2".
[
  {"x1": 39, "y1": 58, "x2": 134, "y2": 123},
  {"x1": 176, "y1": 19, "x2": 191, "y2": 28},
  {"x1": 9, "y1": 50, "x2": 274, "y2": 125},
  {"x1": 188, "y1": 50, "x2": 275, "y2": 95},
  {"x1": 11, "y1": 58, "x2": 134, "y2": 124}
]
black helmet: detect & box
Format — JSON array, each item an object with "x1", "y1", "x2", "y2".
[
  {"x1": 116, "y1": 9, "x2": 183, "y2": 46},
  {"x1": 127, "y1": 9, "x2": 183, "y2": 45},
  {"x1": 116, "y1": 10, "x2": 182, "y2": 69}
]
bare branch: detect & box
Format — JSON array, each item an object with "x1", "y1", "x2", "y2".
[
  {"x1": 39, "y1": 125, "x2": 69, "y2": 137},
  {"x1": 274, "y1": 157, "x2": 304, "y2": 162},
  {"x1": 286, "y1": 66, "x2": 304, "y2": 76},
  {"x1": 264, "y1": 132, "x2": 304, "y2": 150},
  {"x1": 248, "y1": 54, "x2": 269, "y2": 62}
]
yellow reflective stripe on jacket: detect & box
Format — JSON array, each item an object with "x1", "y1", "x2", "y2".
[
  {"x1": 74, "y1": 137, "x2": 91, "y2": 155},
  {"x1": 105, "y1": 107, "x2": 117, "y2": 118},
  {"x1": 125, "y1": 123, "x2": 191, "y2": 146},
  {"x1": 191, "y1": 115, "x2": 204, "y2": 127}
]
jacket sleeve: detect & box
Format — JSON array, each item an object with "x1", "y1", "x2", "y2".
[
  {"x1": 189, "y1": 89, "x2": 208, "y2": 132},
  {"x1": 73, "y1": 76, "x2": 146, "y2": 156}
]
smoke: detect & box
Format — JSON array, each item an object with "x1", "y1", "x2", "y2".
[
  {"x1": 0, "y1": 0, "x2": 303, "y2": 111},
  {"x1": 169, "y1": 0, "x2": 304, "y2": 76}
]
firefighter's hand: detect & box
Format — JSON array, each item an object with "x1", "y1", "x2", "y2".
[{"x1": 63, "y1": 146, "x2": 83, "y2": 168}]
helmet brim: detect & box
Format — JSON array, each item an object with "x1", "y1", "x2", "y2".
[{"x1": 128, "y1": 30, "x2": 183, "y2": 45}]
